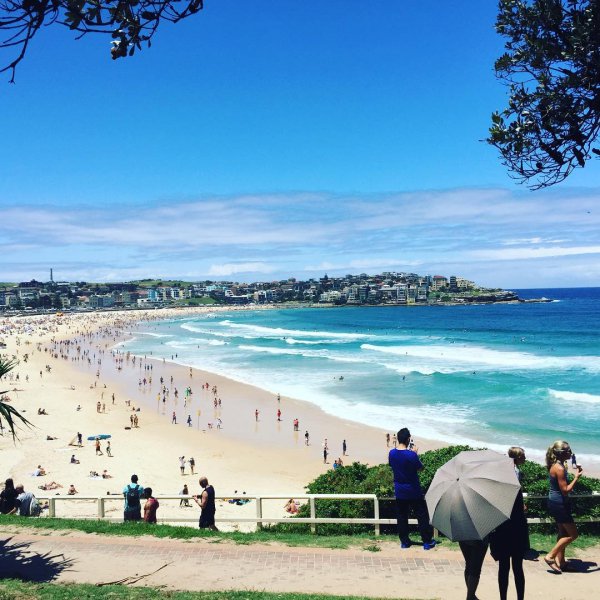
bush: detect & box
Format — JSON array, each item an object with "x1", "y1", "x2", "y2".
[
  {"x1": 275, "y1": 445, "x2": 600, "y2": 536},
  {"x1": 418, "y1": 445, "x2": 474, "y2": 493}
]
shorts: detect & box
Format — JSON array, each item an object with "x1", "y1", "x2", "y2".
[
  {"x1": 124, "y1": 508, "x2": 142, "y2": 521},
  {"x1": 199, "y1": 510, "x2": 215, "y2": 528},
  {"x1": 547, "y1": 499, "x2": 574, "y2": 524}
]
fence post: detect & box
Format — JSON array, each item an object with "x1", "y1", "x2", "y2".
[
  {"x1": 309, "y1": 497, "x2": 316, "y2": 534},
  {"x1": 48, "y1": 497, "x2": 56, "y2": 518},
  {"x1": 374, "y1": 497, "x2": 380, "y2": 536},
  {"x1": 98, "y1": 497, "x2": 105, "y2": 519},
  {"x1": 256, "y1": 496, "x2": 262, "y2": 531}
]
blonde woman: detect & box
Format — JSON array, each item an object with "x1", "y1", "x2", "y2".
[{"x1": 544, "y1": 441, "x2": 582, "y2": 573}]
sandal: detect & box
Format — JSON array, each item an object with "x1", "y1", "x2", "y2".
[{"x1": 544, "y1": 556, "x2": 562, "y2": 573}]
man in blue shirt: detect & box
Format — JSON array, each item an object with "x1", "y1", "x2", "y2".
[{"x1": 388, "y1": 427, "x2": 436, "y2": 550}]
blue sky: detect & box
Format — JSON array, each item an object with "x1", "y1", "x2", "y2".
[{"x1": 1, "y1": 1, "x2": 599, "y2": 287}]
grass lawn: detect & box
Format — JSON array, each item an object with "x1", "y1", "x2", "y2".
[
  {"x1": 0, "y1": 515, "x2": 598, "y2": 553},
  {"x1": 0, "y1": 581, "x2": 423, "y2": 600}
]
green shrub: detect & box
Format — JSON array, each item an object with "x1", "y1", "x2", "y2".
[
  {"x1": 276, "y1": 445, "x2": 600, "y2": 536},
  {"x1": 418, "y1": 445, "x2": 474, "y2": 493}
]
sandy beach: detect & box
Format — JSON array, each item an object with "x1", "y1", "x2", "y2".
[
  {"x1": 1, "y1": 307, "x2": 595, "y2": 528},
  {"x1": 0, "y1": 308, "x2": 440, "y2": 526}
]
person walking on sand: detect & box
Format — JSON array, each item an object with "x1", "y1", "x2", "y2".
[
  {"x1": 95, "y1": 438, "x2": 103, "y2": 456},
  {"x1": 187, "y1": 415, "x2": 192, "y2": 427},
  {"x1": 305, "y1": 430, "x2": 309, "y2": 445},
  {"x1": 194, "y1": 476, "x2": 218, "y2": 531},
  {"x1": 106, "y1": 440, "x2": 112, "y2": 457},
  {"x1": 543, "y1": 440, "x2": 583, "y2": 573},
  {"x1": 255, "y1": 409, "x2": 259, "y2": 422},
  {"x1": 277, "y1": 408, "x2": 281, "y2": 421},
  {"x1": 342, "y1": 439, "x2": 347, "y2": 456},
  {"x1": 189, "y1": 457, "x2": 196, "y2": 475},
  {"x1": 77, "y1": 432, "x2": 83, "y2": 447},
  {"x1": 180, "y1": 483, "x2": 191, "y2": 507},
  {"x1": 179, "y1": 456, "x2": 186, "y2": 475},
  {"x1": 172, "y1": 411, "x2": 177, "y2": 424}
]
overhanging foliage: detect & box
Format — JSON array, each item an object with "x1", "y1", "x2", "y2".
[
  {"x1": 0, "y1": 0, "x2": 204, "y2": 82},
  {"x1": 489, "y1": 0, "x2": 600, "y2": 189}
]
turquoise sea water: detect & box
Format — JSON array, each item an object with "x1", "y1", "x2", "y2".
[{"x1": 121, "y1": 288, "x2": 600, "y2": 465}]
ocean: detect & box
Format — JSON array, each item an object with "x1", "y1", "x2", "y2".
[{"x1": 120, "y1": 288, "x2": 600, "y2": 466}]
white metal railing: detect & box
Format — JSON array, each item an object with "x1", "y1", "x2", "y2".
[{"x1": 28, "y1": 492, "x2": 600, "y2": 536}]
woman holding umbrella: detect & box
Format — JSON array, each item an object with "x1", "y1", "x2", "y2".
[
  {"x1": 543, "y1": 440, "x2": 583, "y2": 573},
  {"x1": 425, "y1": 450, "x2": 522, "y2": 600}
]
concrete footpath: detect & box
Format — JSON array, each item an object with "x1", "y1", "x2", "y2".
[{"x1": 0, "y1": 527, "x2": 598, "y2": 599}]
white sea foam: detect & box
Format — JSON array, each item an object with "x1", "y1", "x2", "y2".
[
  {"x1": 548, "y1": 389, "x2": 600, "y2": 404},
  {"x1": 381, "y1": 362, "x2": 437, "y2": 376},
  {"x1": 238, "y1": 344, "x2": 330, "y2": 358},
  {"x1": 180, "y1": 323, "x2": 259, "y2": 339},
  {"x1": 285, "y1": 337, "x2": 347, "y2": 345},
  {"x1": 129, "y1": 331, "x2": 173, "y2": 338},
  {"x1": 237, "y1": 344, "x2": 375, "y2": 365},
  {"x1": 361, "y1": 343, "x2": 600, "y2": 372},
  {"x1": 219, "y1": 320, "x2": 370, "y2": 340},
  {"x1": 166, "y1": 338, "x2": 227, "y2": 347}
]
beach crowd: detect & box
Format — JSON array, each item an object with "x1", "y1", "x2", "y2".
[{"x1": 0, "y1": 311, "x2": 595, "y2": 600}]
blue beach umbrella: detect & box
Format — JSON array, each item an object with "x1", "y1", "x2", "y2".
[{"x1": 87, "y1": 434, "x2": 112, "y2": 441}]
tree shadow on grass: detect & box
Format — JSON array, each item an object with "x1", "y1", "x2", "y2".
[{"x1": 0, "y1": 536, "x2": 75, "y2": 582}]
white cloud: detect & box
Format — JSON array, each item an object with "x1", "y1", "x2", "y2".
[
  {"x1": 500, "y1": 237, "x2": 569, "y2": 246},
  {"x1": 207, "y1": 262, "x2": 276, "y2": 277},
  {"x1": 471, "y1": 245, "x2": 600, "y2": 261},
  {"x1": 1, "y1": 186, "x2": 599, "y2": 285}
]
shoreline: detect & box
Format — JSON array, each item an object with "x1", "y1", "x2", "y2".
[
  {"x1": 2, "y1": 307, "x2": 599, "y2": 522},
  {"x1": 0, "y1": 308, "x2": 417, "y2": 528},
  {"x1": 122, "y1": 310, "x2": 600, "y2": 472}
]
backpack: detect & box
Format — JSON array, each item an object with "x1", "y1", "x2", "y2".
[
  {"x1": 29, "y1": 495, "x2": 42, "y2": 517},
  {"x1": 126, "y1": 485, "x2": 141, "y2": 509}
]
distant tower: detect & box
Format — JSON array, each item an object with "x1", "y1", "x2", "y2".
[{"x1": 50, "y1": 268, "x2": 54, "y2": 284}]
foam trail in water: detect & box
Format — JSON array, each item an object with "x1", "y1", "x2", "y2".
[
  {"x1": 167, "y1": 338, "x2": 227, "y2": 347},
  {"x1": 127, "y1": 331, "x2": 173, "y2": 338},
  {"x1": 361, "y1": 343, "x2": 600, "y2": 372},
  {"x1": 219, "y1": 320, "x2": 371, "y2": 340},
  {"x1": 548, "y1": 389, "x2": 600, "y2": 404},
  {"x1": 238, "y1": 344, "x2": 331, "y2": 358}
]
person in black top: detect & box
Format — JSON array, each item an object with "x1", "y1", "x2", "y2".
[
  {"x1": 194, "y1": 476, "x2": 218, "y2": 531},
  {"x1": 488, "y1": 446, "x2": 529, "y2": 599},
  {"x1": 0, "y1": 478, "x2": 18, "y2": 514}
]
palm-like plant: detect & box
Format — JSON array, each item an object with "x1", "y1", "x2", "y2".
[{"x1": 0, "y1": 357, "x2": 32, "y2": 439}]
